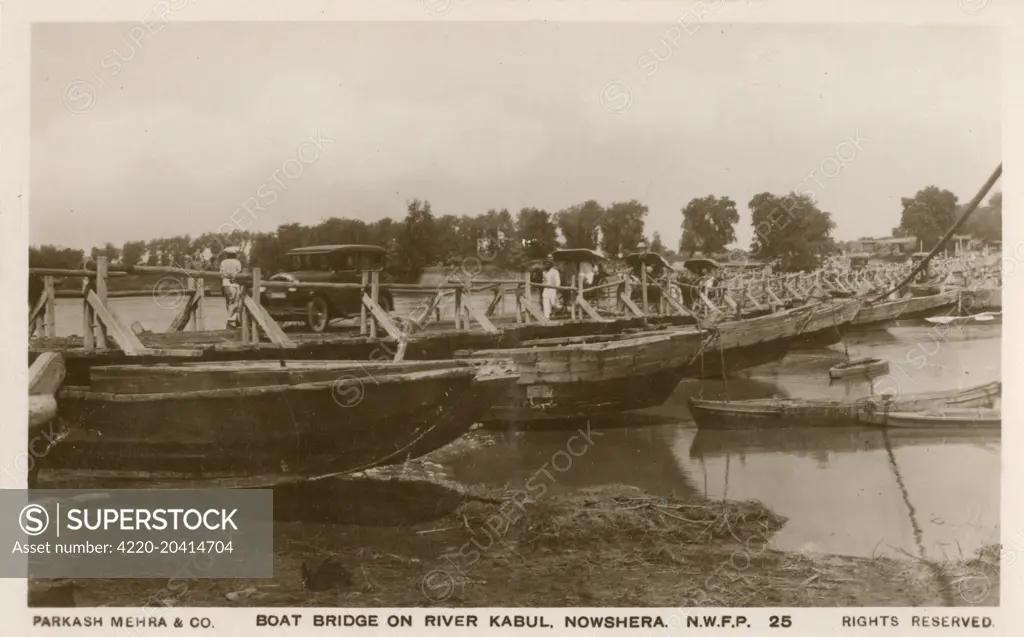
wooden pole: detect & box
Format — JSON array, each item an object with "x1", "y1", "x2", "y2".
[
  {"x1": 95, "y1": 257, "x2": 109, "y2": 348},
  {"x1": 454, "y1": 286, "x2": 462, "y2": 330},
  {"x1": 370, "y1": 270, "x2": 379, "y2": 339},
  {"x1": 251, "y1": 267, "x2": 262, "y2": 345},
  {"x1": 43, "y1": 276, "x2": 56, "y2": 337},
  {"x1": 523, "y1": 271, "x2": 532, "y2": 325},
  {"x1": 194, "y1": 276, "x2": 205, "y2": 331},
  {"x1": 641, "y1": 262, "x2": 649, "y2": 315},
  {"x1": 360, "y1": 271, "x2": 369, "y2": 336}
]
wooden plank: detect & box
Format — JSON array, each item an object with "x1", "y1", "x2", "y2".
[
  {"x1": 619, "y1": 292, "x2": 644, "y2": 318},
  {"x1": 462, "y1": 294, "x2": 500, "y2": 333},
  {"x1": 662, "y1": 290, "x2": 695, "y2": 318},
  {"x1": 29, "y1": 352, "x2": 66, "y2": 396},
  {"x1": 95, "y1": 257, "x2": 110, "y2": 347},
  {"x1": 29, "y1": 286, "x2": 48, "y2": 336},
  {"x1": 167, "y1": 288, "x2": 201, "y2": 332},
  {"x1": 519, "y1": 294, "x2": 550, "y2": 324},
  {"x1": 364, "y1": 294, "x2": 403, "y2": 344},
  {"x1": 576, "y1": 295, "x2": 608, "y2": 322},
  {"x1": 44, "y1": 277, "x2": 57, "y2": 337},
  {"x1": 86, "y1": 290, "x2": 149, "y2": 355},
  {"x1": 241, "y1": 296, "x2": 296, "y2": 348}
]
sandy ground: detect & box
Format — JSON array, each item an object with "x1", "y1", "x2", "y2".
[{"x1": 31, "y1": 482, "x2": 999, "y2": 608}]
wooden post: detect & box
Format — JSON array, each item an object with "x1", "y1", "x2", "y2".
[
  {"x1": 454, "y1": 286, "x2": 463, "y2": 330},
  {"x1": 370, "y1": 270, "x2": 379, "y2": 340},
  {"x1": 360, "y1": 271, "x2": 369, "y2": 336},
  {"x1": 523, "y1": 271, "x2": 532, "y2": 325},
  {"x1": 641, "y1": 263, "x2": 649, "y2": 315},
  {"x1": 43, "y1": 276, "x2": 56, "y2": 337},
  {"x1": 94, "y1": 257, "x2": 109, "y2": 348},
  {"x1": 193, "y1": 276, "x2": 205, "y2": 331},
  {"x1": 251, "y1": 267, "x2": 262, "y2": 345}
]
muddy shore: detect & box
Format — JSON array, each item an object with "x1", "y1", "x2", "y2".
[{"x1": 33, "y1": 480, "x2": 998, "y2": 608}]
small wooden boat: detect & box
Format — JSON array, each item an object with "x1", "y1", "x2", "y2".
[
  {"x1": 925, "y1": 311, "x2": 1001, "y2": 325},
  {"x1": 883, "y1": 408, "x2": 1001, "y2": 428},
  {"x1": 687, "y1": 380, "x2": 1001, "y2": 430},
  {"x1": 37, "y1": 359, "x2": 519, "y2": 488},
  {"x1": 828, "y1": 357, "x2": 889, "y2": 380}
]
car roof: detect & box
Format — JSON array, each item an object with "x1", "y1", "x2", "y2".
[
  {"x1": 550, "y1": 248, "x2": 605, "y2": 263},
  {"x1": 286, "y1": 244, "x2": 386, "y2": 256}
]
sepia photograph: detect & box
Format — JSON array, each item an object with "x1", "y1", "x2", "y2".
[{"x1": 20, "y1": 11, "x2": 1002, "y2": 613}]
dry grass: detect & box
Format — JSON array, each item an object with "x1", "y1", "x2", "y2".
[{"x1": 38, "y1": 484, "x2": 999, "y2": 608}]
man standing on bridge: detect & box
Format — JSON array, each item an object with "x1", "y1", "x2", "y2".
[{"x1": 219, "y1": 247, "x2": 243, "y2": 329}]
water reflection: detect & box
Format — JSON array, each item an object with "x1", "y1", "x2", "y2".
[
  {"x1": 681, "y1": 426, "x2": 1000, "y2": 561},
  {"x1": 449, "y1": 325, "x2": 1001, "y2": 561}
]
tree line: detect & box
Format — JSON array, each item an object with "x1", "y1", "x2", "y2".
[{"x1": 29, "y1": 185, "x2": 1001, "y2": 281}]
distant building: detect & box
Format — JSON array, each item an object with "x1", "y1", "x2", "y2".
[{"x1": 855, "y1": 236, "x2": 918, "y2": 256}]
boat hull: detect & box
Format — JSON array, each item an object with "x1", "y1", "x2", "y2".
[
  {"x1": 36, "y1": 361, "x2": 518, "y2": 489},
  {"x1": 687, "y1": 381, "x2": 1001, "y2": 430},
  {"x1": 475, "y1": 331, "x2": 704, "y2": 426}
]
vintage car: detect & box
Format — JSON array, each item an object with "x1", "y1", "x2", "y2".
[{"x1": 260, "y1": 245, "x2": 395, "y2": 332}]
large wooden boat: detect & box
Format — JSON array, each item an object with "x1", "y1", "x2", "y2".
[
  {"x1": 678, "y1": 300, "x2": 850, "y2": 376},
  {"x1": 35, "y1": 359, "x2": 519, "y2": 489},
  {"x1": 687, "y1": 380, "x2": 1001, "y2": 430},
  {"x1": 461, "y1": 330, "x2": 706, "y2": 427},
  {"x1": 896, "y1": 290, "x2": 960, "y2": 320},
  {"x1": 849, "y1": 296, "x2": 913, "y2": 329}
]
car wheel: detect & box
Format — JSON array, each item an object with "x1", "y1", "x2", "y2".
[{"x1": 306, "y1": 296, "x2": 331, "y2": 332}]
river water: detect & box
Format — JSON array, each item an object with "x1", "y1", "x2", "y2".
[
  {"x1": 45, "y1": 297, "x2": 1000, "y2": 561},
  {"x1": 447, "y1": 324, "x2": 1001, "y2": 561}
]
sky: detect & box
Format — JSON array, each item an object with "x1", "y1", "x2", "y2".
[{"x1": 30, "y1": 21, "x2": 1000, "y2": 253}]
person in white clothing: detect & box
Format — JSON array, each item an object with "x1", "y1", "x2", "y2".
[
  {"x1": 219, "y1": 247, "x2": 243, "y2": 328},
  {"x1": 542, "y1": 260, "x2": 560, "y2": 319}
]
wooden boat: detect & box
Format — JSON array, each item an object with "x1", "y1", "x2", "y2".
[
  {"x1": 687, "y1": 380, "x2": 1001, "y2": 430},
  {"x1": 460, "y1": 330, "x2": 706, "y2": 427},
  {"x1": 883, "y1": 408, "x2": 1000, "y2": 428},
  {"x1": 961, "y1": 287, "x2": 1001, "y2": 312},
  {"x1": 681, "y1": 300, "x2": 854, "y2": 376},
  {"x1": 828, "y1": 357, "x2": 889, "y2": 380},
  {"x1": 896, "y1": 290, "x2": 960, "y2": 320},
  {"x1": 849, "y1": 296, "x2": 913, "y2": 329},
  {"x1": 35, "y1": 359, "x2": 519, "y2": 488}
]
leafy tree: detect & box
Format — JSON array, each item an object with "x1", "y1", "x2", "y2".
[
  {"x1": 679, "y1": 195, "x2": 739, "y2": 256},
  {"x1": 650, "y1": 232, "x2": 666, "y2": 255},
  {"x1": 516, "y1": 207, "x2": 558, "y2": 261},
  {"x1": 599, "y1": 200, "x2": 648, "y2": 256},
  {"x1": 748, "y1": 192, "x2": 837, "y2": 271},
  {"x1": 394, "y1": 199, "x2": 437, "y2": 281},
  {"x1": 555, "y1": 200, "x2": 604, "y2": 250},
  {"x1": 121, "y1": 240, "x2": 147, "y2": 267},
  {"x1": 28, "y1": 245, "x2": 85, "y2": 269},
  {"x1": 964, "y1": 191, "x2": 1001, "y2": 243},
  {"x1": 897, "y1": 186, "x2": 959, "y2": 250}
]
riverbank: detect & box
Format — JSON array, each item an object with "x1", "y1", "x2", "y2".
[{"x1": 41, "y1": 484, "x2": 999, "y2": 608}]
